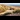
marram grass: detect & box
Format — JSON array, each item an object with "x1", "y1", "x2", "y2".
[
  {"x1": 2, "y1": 12, "x2": 11, "y2": 16},
  {"x1": 13, "y1": 9, "x2": 20, "y2": 13}
]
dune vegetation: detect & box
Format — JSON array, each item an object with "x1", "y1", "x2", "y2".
[{"x1": 13, "y1": 9, "x2": 20, "y2": 13}]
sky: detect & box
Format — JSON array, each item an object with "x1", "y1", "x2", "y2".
[{"x1": 0, "y1": 3, "x2": 20, "y2": 6}]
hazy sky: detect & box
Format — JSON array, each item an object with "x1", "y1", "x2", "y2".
[{"x1": 0, "y1": 3, "x2": 20, "y2": 6}]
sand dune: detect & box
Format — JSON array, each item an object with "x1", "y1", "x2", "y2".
[{"x1": 0, "y1": 4, "x2": 20, "y2": 16}]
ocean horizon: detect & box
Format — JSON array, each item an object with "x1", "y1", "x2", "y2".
[{"x1": 0, "y1": 3, "x2": 20, "y2": 6}]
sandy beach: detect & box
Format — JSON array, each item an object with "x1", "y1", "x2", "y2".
[{"x1": 4, "y1": 10, "x2": 20, "y2": 16}]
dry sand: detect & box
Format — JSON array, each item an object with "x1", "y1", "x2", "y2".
[{"x1": 4, "y1": 10, "x2": 20, "y2": 16}]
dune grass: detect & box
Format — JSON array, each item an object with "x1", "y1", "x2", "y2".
[
  {"x1": 13, "y1": 10, "x2": 20, "y2": 13},
  {"x1": 2, "y1": 12, "x2": 11, "y2": 16}
]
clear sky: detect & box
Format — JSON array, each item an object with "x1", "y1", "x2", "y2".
[{"x1": 0, "y1": 3, "x2": 20, "y2": 6}]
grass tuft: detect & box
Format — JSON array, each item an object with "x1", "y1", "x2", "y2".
[{"x1": 13, "y1": 10, "x2": 20, "y2": 13}]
